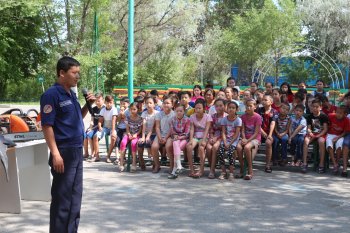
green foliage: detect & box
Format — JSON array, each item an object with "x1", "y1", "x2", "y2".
[
  {"x1": 281, "y1": 57, "x2": 316, "y2": 84},
  {"x1": 218, "y1": 0, "x2": 303, "y2": 83},
  {"x1": 0, "y1": 0, "x2": 48, "y2": 99}
]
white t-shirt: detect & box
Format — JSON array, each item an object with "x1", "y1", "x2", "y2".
[
  {"x1": 99, "y1": 107, "x2": 118, "y2": 129},
  {"x1": 141, "y1": 110, "x2": 159, "y2": 134},
  {"x1": 155, "y1": 110, "x2": 175, "y2": 137}
]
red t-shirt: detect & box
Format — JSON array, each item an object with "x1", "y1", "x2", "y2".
[
  {"x1": 328, "y1": 113, "x2": 350, "y2": 135},
  {"x1": 287, "y1": 93, "x2": 294, "y2": 103},
  {"x1": 272, "y1": 103, "x2": 281, "y2": 113},
  {"x1": 322, "y1": 105, "x2": 337, "y2": 116}
]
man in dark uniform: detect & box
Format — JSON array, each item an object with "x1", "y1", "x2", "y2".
[{"x1": 40, "y1": 56, "x2": 95, "y2": 233}]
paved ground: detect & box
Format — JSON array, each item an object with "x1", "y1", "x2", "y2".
[
  {"x1": 1, "y1": 104, "x2": 350, "y2": 232},
  {"x1": 1, "y1": 148, "x2": 350, "y2": 233}
]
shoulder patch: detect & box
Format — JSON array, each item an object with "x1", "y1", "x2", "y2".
[{"x1": 43, "y1": 104, "x2": 53, "y2": 114}]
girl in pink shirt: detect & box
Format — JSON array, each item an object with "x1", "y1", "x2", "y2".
[
  {"x1": 237, "y1": 99, "x2": 262, "y2": 180},
  {"x1": 207, "y1": 98, "x2": 227, "y2": 179},
  {"x1": 186, "y1": 99, "x2": 212, "y2": 178},
  {"x1": 190, "y1": 85, "x2": 204, "y2": 105},
  {"x1": 166, "y1": 105, "x2": 191, "y2": 179}
]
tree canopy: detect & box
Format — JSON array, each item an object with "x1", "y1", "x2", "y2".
[{"x1": 0, "y1": 0, "x2": 349, "y2": 100}]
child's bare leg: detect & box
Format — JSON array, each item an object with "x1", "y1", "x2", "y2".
[
  {"x1": 198, "y1": 142, "x2": 206, "y2": 175},
  {"x1": 165, "y1": 139, "x2": 174, "y2": 172},
  {"x1": 93, "y1": 136, "x2": 100, "y2": 158},
  {"x1": 328, "y1": 147, "x2": 337, "y2": 167},
  {"x1": 336, "y1": 147, "x2": 342, "y2": 164},
  {"x1": 303, "y1": 136, "x2": 311, "y2": 165},
  {"x1": 119, "y1": 150, "x2": 126, "y2": 167},
  {"x1": 151, "y1": 139, "x2": 160, "y2": 172},
  {"x1": 318, "y1": 137, "x2": 326, "y2": 167},
  {"x1": 265, "y1": 137, "x2": 273, "y2": 167},
  {"x1": 210, "y1": 141, "x2": 220, "y2": 174},
  {"x1": 206, "y1": 143, "x2": 213, "y2": 166},
  {"x1": 186, "y1": 141, "x2": 198, "y2": 174},
  {"x1": 343, "y1": 146, "x2": 349, "y2": 172},
  {"x1": 236, "y1": 142, "x2": 244, "y2": 175},
  {"x1": 244, "y1": 142, "x2": 254, "y2": 175}
]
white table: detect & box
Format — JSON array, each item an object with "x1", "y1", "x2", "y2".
[{"x1": 0, "y1": 140, "x2": 51, "y2": 214}]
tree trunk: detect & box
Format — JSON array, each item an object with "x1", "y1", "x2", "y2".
[{"x1": 65, "y1": 0, "x2": 72, "y2": 43}]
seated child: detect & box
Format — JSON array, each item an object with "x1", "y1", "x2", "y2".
[
  {"x1": 151, "y1": 96, "x2": 175, "y2": 173},
  {"x1": 326, "y1": 106, "x2": 350, "y2": 175},
  {"x1": 114, "y1": 97, "x2": 130, "y2": 165},
  {"x1": 138, "y1": 97, "x2": 159, "y2": 170},
  {"x1": 207, "y1": 98, "x2": 227, "y2": 179},
  {"x1": 257, "y1": 95, "x2": 278, "y2": 173},
  {"x1": 302, "y1": 99, "x2": 329, "y2": 173},
  {"x1": 272, "y1": 103, "x2": 291, "y2": 166},
  {"x1": 166, "y1": 105, "x2": 190, "y2": 179},
  {"x1": 237, "y1": 99, "x2": 262, "y2": 180},
  {"x1": 95, "y1": 95, "x2": 118, "y2": 163},
  {"x1": 217, "y1": 101, "x2": 242, "y2": 181},
  {"x1": 119, "y1": 102, "x2": 143, "y2": 172},
  {"x1": 186, "y1": 99, "x2": 212, "y2": 178},
  {"x1": 84, "y1": 93, "x2": 104, "y2": 161},
  {"x1": 288, "y1": 104, "x2": 307, "y2": 166}
]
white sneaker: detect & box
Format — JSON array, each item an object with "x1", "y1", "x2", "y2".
[{"x1": 119, "y1": 165, "x2": 125, "y2": 172}]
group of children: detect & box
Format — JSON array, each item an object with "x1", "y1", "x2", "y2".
[{"x1": 83, "y1": 78, "x2": 350, "y2": 181}]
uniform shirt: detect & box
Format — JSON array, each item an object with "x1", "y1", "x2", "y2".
[
  {"x1": 211, "y1": 112, "x2": 227, "y2": 138},
  {"x1": 306, "y1": 112, "x2": 329, "y2": 134},
  {"x1": 125, "y1": 115, "x2": 143, "y2": 135},
  {"x1": 328, "y1": 113, "x2": 350, "y2": 135},
  {"x1": 155, "y1": 110, "x2": 175, "y2": 137},
  {"x1": 273, "y1": 114, "x2": 290, "y2": 134},
  {"x1": 190, "y1": 113, "x2": 213, "y2": 139},
  {"x1": 170, "y1": 116, "x2": 190, "y2": 140},
  {"x1": 241, "y1": 112, "x2": 262, "y2": 142},
  {"x1": 40, "y1": 83, "x2": 84, "y2": 148},
  {"x1": 290, "y1": 116, "x2": 307, "y2": 135},
  {"x1": 221, "y1": 116, "x2": 242, "y2": 144},
  {"x1": 257, "y1": 107, "x2": 278, "y2": 133},
  {"x1": 141, "y1": 110, "x2": 158, "y2": 135},
  {"x1": 99, "y1": 106, "x2": 118, "y2": 129}
]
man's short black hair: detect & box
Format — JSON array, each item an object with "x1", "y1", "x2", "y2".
[{"x1": 56, "y1": 56, "x2": 80, "y2": 77}]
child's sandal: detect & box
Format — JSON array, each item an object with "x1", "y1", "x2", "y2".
[
  {"x1": 208, "y1": 173, "x2": 215, "y2": 179},
  {"x1": 244, "y1": 174, "x2": 253, "y2": 180},
  {"x1": 218, "y1": 172, "x2": 226, "y2": 180}
]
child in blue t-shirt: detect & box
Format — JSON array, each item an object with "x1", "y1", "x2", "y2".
[{"x1": 288, "y1": 104, "x2": 307, "y2": 166}]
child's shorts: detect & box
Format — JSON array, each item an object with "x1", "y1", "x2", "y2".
[
  {"x1": 116, "y1": 128, "x2": 127, "y2": 148},
  {"x1": 326, "y1": 134, "x2": 343, "y2": 150},
  {"x1": 243, "y1": 139, "x2": 260, "y2": 149},
  {"x1": 95, "y1": 127, "x2": 116, "y2": 140},
  {"x1": 342, "y1": 134, "x2": 350, "y2": 148},
  {"x1": 138, "y1": 134, "x2": 156, "y2": 148},
  {"x1": 86, "y1": 128, "x2": 99, "y2": 139}
]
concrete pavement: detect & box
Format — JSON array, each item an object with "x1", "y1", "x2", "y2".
[
  {"x1": 1, "y1": 104, "x2": 350, "y2": 232},
  {"x1": 1, "y1": 151, "x2": 350, "y2": 233}
]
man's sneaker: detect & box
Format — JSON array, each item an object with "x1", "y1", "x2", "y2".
[{"x1": 318, "y1": 167, "x2": 325, "y2": 174}]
